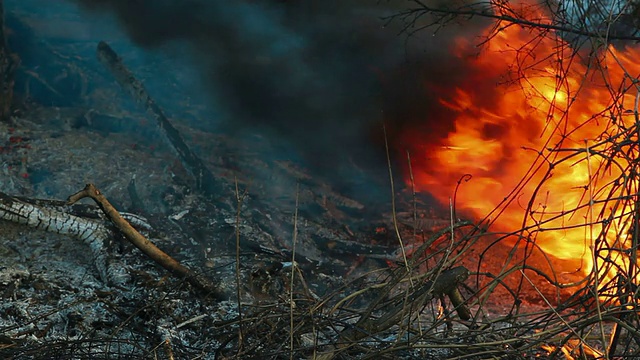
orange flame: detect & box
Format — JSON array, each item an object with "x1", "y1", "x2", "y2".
[
  {"x1": 407, "y1": 12, "x2": 640, "y2": 285},
  {"x1": 541, "y1": 339, "x2": 604, "y2": 360}
]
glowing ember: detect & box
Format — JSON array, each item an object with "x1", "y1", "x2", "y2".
[{"x1": 406, "y1": 10, "x2": 640, "y2": 285}]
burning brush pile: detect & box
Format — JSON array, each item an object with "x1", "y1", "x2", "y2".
[
  {"x1": 2, "y1": 0, "x2": 640, "y2": 359},
  {"x1": 392, "y1": 0, "x2": 640, "y2": 358}
]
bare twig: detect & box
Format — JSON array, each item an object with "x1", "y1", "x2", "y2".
[{"x1": 67, "y1": 183, "x2": 222, "y2": 298}]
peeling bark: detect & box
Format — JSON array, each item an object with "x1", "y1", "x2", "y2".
[{"x1": 0, "y1": 191, "x2": 129, "y2": 285}]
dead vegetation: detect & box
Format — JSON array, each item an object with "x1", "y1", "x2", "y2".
[{"x1": 2, "y1": 1, "x2": 640, "y2": 359}]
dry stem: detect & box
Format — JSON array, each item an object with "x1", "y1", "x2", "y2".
[{"x1": 67, "y1": 183, "x2": 221, "y2": 298}]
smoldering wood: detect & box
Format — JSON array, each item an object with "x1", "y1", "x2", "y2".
[
  {"x1": 0, "y1": 0, "x2": 18, "y2": 123},
  {"x1": 96, "y1": 41, "x2": 221, "y2": 197}
]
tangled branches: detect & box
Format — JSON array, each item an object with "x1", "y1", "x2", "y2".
[{"x1": 375, "y1": 0, "x2": 640, "y2": 358}]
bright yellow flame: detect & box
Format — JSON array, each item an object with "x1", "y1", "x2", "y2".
[{"x1": 407, "y1": 12, "x2": 640, "y2": 286}]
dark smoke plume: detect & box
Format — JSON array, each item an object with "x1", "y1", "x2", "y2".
[{"x1": 71, "y1": 0, "x2": 490, "y2": 193}]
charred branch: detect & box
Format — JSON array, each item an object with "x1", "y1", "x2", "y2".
[{"x1": 96, "y1": 41, "x2": 221, "y2": 198}]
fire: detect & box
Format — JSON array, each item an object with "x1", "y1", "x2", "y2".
[
  {"x1": 406, "y1": 9, "x2": 640, "y2": 285},
  {"x1": 541, "y1": 338, "x2": 604, "y2": 359}
]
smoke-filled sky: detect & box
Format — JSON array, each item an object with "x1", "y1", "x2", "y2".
[
  {"x1": 4, "y1": 0, "x2": 500, "y2": 199},
  {"x1": 67, "y1": 0, "x2": 492, "y2": 168}
]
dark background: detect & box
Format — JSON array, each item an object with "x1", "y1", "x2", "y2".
[{"x1": 4, "y1": 0, "x2": 492, "y2": 204}]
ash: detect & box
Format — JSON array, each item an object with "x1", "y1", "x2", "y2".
[
  {"x1": 0, "y1": 101, "x2": 450, "y2": 358},
  {"x1": 0, "y1": 1, "x2": 602, "y2": 359},
  {"x1": 0, "y1": 5, "x2": 418, "y2": 356}
]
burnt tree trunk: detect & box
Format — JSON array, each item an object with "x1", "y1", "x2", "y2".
[{"x1": 0, "y1": 0, "x2": 16, "y2": 123}]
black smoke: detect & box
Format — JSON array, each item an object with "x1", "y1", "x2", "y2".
[{"x1": 70, "y1": 0, "x2": 491, "y2": 194}]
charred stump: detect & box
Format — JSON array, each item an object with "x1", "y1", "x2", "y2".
[{"x1": 0, "y1": 0, "x2": 17, "y2": 123}]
